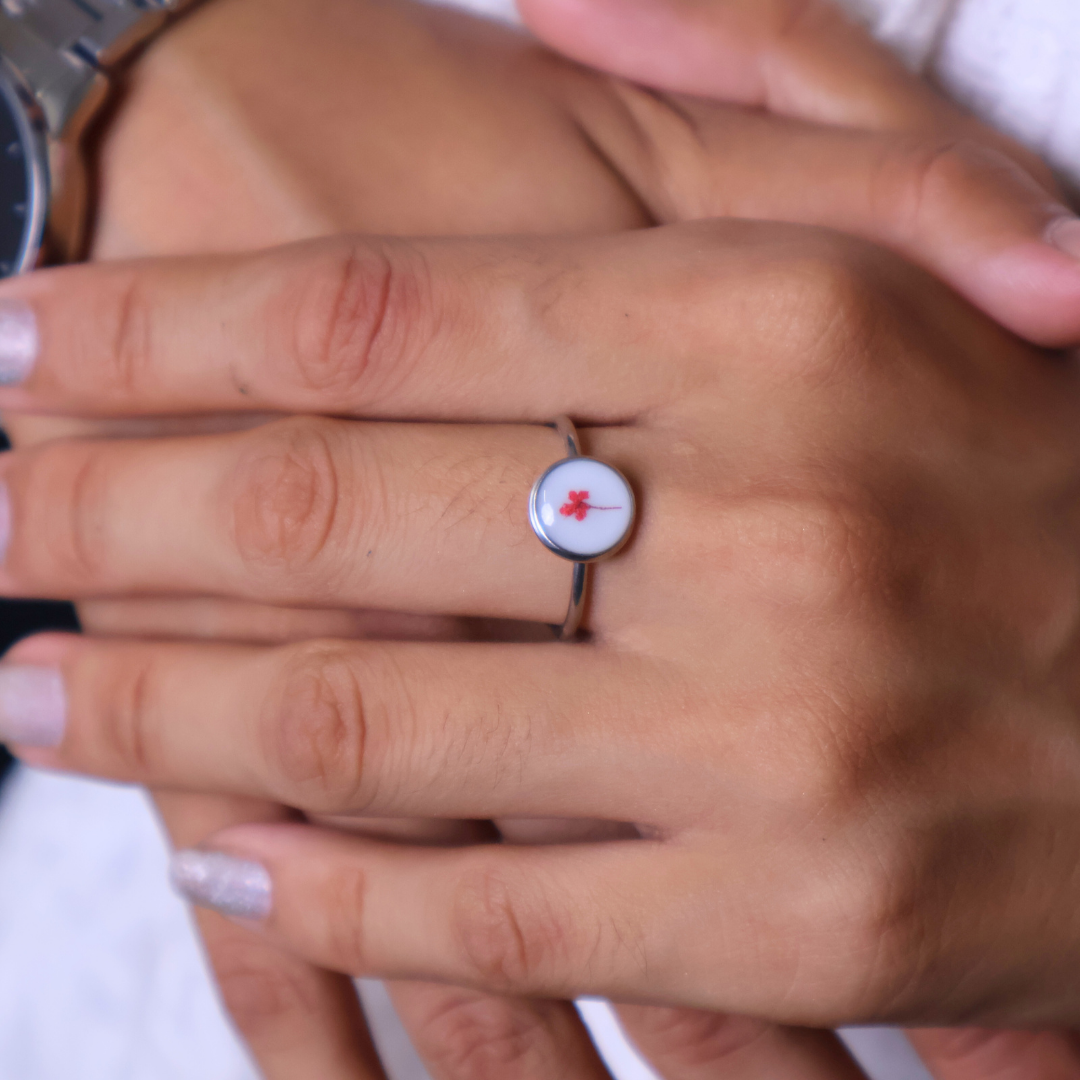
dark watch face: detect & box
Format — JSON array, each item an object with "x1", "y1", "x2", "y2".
[{"x1": 0, "y1": 69, "x2": 46, "y2": 279}]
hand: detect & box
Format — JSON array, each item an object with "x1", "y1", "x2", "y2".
[
  {"x1": 524, "y1": 0, "x2": 1080, "y2": 349},
  {"x1": 90, "y1": 0, "x2": 1080, "y2": 340},
  {"x1": 7, "y1": 0, "x2": 1080, "y2": 1074},
  {"x1": 6, "y1": 0, "x2": 1080, "y2": 1071},
  {"x1": 3, "y1": 220, "x2": 1080, "y2": 1039},
  {"x1": 15, "y1": 3, "x2": 653, "y2": 1075},
  {"x1": 22, "y1": 0, "x2": 1080, "y2": 637}
]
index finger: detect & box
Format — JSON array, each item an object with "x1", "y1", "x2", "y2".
[
  {"x1": 0, "y1": 227, "x2": 727, "y2": 421},
  {"x1": 522, "y1": 0, "x2": 1051, "y2": 177}
]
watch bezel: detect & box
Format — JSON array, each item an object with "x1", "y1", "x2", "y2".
[{"x1": 0, "y1": 57, "x2": 48, "y2": 277}]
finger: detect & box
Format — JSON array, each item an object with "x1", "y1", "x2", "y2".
[
  {"x1": 0, "y1": 419, "x2": 580, "y2": 623},
  {"x1": 78, "y1": 596, "x2": 491, "y2": 647},
  {"x1": 307, "y1": 814, "x2": 617, "y2": 1080},
  {"x1": 165, "y1": 822, "x2": 853, "y2": 1020},
  {"x1": 389, "y1": 982, "x2": 614, "y2": 1080},
  {"x1": 153, "y1": 790, "x2": 387, "y2": 1080},
  {"x1": 170, "y1": 822, "x2": 697, "y2": 1004},
  {"x1": 520, "y1": 0, "x2": 1037, "y2": 155},
  {"x1": 498, "y1": 819, "x2": 868, "y2": 1080},
  {"x1": 617, "y1": 1005, "x2": 867, "y2": 1080},
  {"x1": 0, "y1": 232, "x2": 678, "y2": 420},
  {"x1": 907, "y1": 1027, "x2": 1080, "y2": 1080},
  {"x1": 1, "y1": 633, "x2": 659, "y2": 820},
  {"x1": 562, "y1": 92, "x2": 1080, "y2": 347}
]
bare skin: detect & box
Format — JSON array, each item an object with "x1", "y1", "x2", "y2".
[
  {"x1": 8, "y1": 212, "x2": 1080, "y2": 1030},
  {"x1": 3, "y1": 1, "x2": 1080, "y2": 1078}
]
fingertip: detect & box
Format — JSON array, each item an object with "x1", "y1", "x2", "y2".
[
  {"x1": 171, "y1": 847, "x2": 274, "y2": 922},
  {"x1": 974, "y1": 240, "x2": 1080, "y2": 349},
  {"x1": 1047, "y1": 216, "x2": 1080, "y2": 261},
  {"x1": 2, "y1": 630, "x2": 82, "y2": 666}
]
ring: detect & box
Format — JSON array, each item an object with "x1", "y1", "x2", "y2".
[{"x1": 529, "y1": 416, "x2": 636, "y2": 640}]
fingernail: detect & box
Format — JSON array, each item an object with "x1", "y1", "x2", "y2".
[
  {"x1": 171, "y1": 849, "x2": 273, "y2": 920},
  {"x1": 1047, "y1": 216, "x2": 1080, "y2": 260},
  {"x1": 0, "y1": 298, "x2": 38, "y2": 385},
  {"x1": 0, "y1": 666, "x2": 67, "y2": 748}
]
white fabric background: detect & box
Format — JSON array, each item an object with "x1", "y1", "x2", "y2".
[{"x1": 2, "y1": 1, "x2": 1080, "y2": 1078}]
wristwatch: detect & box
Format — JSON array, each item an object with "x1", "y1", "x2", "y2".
[{"x1": 0, "y1": 0, "x2": 197, "y2": 279}]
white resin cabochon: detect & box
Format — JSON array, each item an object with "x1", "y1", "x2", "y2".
[{"x1": 533, "y1": 458, "x2": 634, "y2": 559}]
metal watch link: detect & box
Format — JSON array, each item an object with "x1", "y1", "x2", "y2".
[{"x1": 0, "y1": 0, "x2": 197, "y2": 277}]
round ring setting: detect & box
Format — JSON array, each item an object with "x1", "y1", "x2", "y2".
[{"x1": 529, "y1": 417, "x2": 636, "y2": 639}]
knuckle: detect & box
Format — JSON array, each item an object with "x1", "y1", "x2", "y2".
[
  {"x1": 798, "y1": 837, "x2": 928, "y2": 1021},
  {"x1": 452, "y1": 868, "x2": 570, "y2": 993},
  {"x1": 776, "y1": 245, "x2": 882, "y2": 380},
  {"x1": 229, "y1": 419, "x2": 344, "y2": 577},
  {"x1": 19, "y1": 443, "x2": 113, "y2": 587},
  {"x1": 87, "y1": 648, "x2": 160, "y2": 776},
  {"x1": 886, "y1": 138, "x2": 1010, "y2": 238},
  {"x1": 260, "y1": 641, "x2": 366, "y2": 807},
  {"x1": 102, "y1": 269, "x2": 154, "y2": 399},
  {"x1": 754, "y1": 497, "x2": 889, "y2": 609},
  {"x1": 620, "y1": 1007, "x2": 771, "y2": 1066},
  {"x1": 412, "y1": 993, "x2": 551, "y2": 1078},
  {"x1": 840, "y1": 853, "x2": 927, "y2": 1018},
  {"x1": 320, "y1": 861, "x2": 371, "y2": 973},
  {"x1": 210, "y1": 940, "x2": 321, "y2": 1042},
  {"x1": 284, "y1": 239, "x2": 433, "y2": 402}
]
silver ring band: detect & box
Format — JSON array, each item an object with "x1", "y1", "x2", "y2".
[
  {"x1": 529, "y1": 416, "x2": 635, "y2": 641},
  {"x1": 552, "y1": 417, "x2": 586, "y2": 640}
]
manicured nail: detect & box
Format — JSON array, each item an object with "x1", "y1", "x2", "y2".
[
  {"x1": 1047, "y1": 216, "x2": 1080, "y2": 261},
  {"x1": 0, "y1": 666, "x2": 67, "y2": 748},
  {"x1": 0, "y1": 297, "x2": 38, "y2": 385},
  {"x1": 171, "y1": 849, "x2": 272, "y2": 920}
]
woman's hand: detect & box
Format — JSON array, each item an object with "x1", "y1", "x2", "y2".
[
  {"x1": 7, "y1": 0, "x2": 1080, "y2": 1075},
  {"x1": 3, "y1": 220, "x2": 1080, "y2": 1033},
  {"x1": 92, "y1": 0, "x2": 1080, "y2": 345}
]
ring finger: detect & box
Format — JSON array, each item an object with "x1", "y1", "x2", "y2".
[{"x1": 0, "y1": 418, "x2": 610, "y2": 625}]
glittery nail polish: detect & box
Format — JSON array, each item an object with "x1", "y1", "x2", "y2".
[
  {"x1": 0, "y1": 298, "x2": 38, "y2": 385},
  {"x1": 171, "y1": 850, "x2": 273, "y2": 920}
]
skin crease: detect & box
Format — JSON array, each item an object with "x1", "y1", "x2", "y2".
[{"x1": 3, "y1": 0, "x2": 1080, "y2": 1076}]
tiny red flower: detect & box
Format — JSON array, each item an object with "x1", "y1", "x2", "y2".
[
  {"x1": 559, "y1": 490, "x2": 622, "y2": 521},
  {"x1": 561, "y1": 490, "x2": 590, "y2": 521}
]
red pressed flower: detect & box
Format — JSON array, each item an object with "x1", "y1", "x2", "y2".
[
  {"x1": 561, "y1": 490, "x2": 590, "y2": 521},
  {"x1": 560, "y1": 490, "x2": 622, "y2": 521}
]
